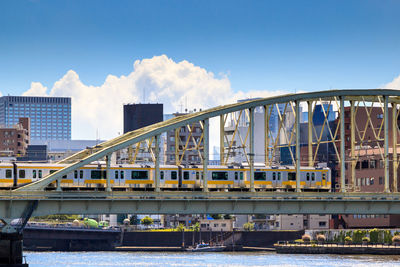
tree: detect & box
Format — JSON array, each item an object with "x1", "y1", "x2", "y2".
[
  {"x1": 176, "y1": 223, "x2": 186, "y2": 232},
  {"x1": 211, "y1": 214, "x2": 222, "y2": 220},
  {"x1": 190, "y1": 222, "x2": 200, "y2": 232},
  {"x1": 140, "y1": 216, "x2": 154, "y2": 227},
  {"x1": 243, "y1": 222, "x2": 254, "y2": 231},
  {"x1": 223, "y1": 214, "x2": 232, "y2": 220}
]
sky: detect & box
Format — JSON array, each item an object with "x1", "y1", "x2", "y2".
[{"x1": 1, "y1": 0, "x2": 400, "y2": 140}]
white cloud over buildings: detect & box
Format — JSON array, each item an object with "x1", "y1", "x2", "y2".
[{"x1": 21, "y1": 55, "x2": 286, "y2": 140}]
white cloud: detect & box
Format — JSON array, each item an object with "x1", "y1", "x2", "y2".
[
  {"x1": 383, "y1": 74, "x2": 400, "y2": 89},
  {"x1": 22, "y1": 55, "x2": 286, "y2": 142}
]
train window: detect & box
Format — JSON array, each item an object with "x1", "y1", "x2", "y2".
[
  {"x1": 39, "y1": 170, "x2": 42, "y2": 178},
  {"x1": 278, "y1": 172, "x2": 281, "y2": 180},
  {"x1": 288, "y1": 173, "x2": 296, "y2": 181},
  {"x1": 272, "y1": 172, "x2": 276, "y2": 180},
  {"x1": 62, "y1": 174, "x2": 67, "y2": 179},
  {"x1": 254, "y1": 172, "x2": 266, "y2": 181},
  {"x1": 160, "y1": 171, "x2": 164, "y2": 180},
  {"x1": 115, "y1": 171, "x2": 118, "y2": 179},
  {"x1": 80, "y1": 170, "x2": 84, "y2": 179},
  {"x1": 240, "y1": 172, "x2": 243, "y2": 180},
  {"x1": 91, "y1": 170, "x2": 102, "y2": 179},
  {"x1": 19, "y1": 170, "x2": 25, "y2": 178},
  {"x1": 235, "y1": 172, "x2": 238, "y2": 180},
  {"x1": 196, "y1": 172, "x2": 199, "y2": 180},
  {"x1": 212, "y1": 172, "x2": 228, "y2": 180},
  {"x1": 120, "y1": 171, "x2": 124, "y2": 179},
  {"x1": 131, "y1": 171, "x2": 148, "y2": 180},
  {"x1": 171, "y1": 171, "x2": 177, "y2": 180},
  {"x1": 50, "y1": 170, "x2": 56, "y2": 174},
  {"x1": 322, "y1": 173, "x2": 326, "y2": 180},
  {"x1": 311, "y1": 173, "x2": 315, "y2": 181},
  {"x1": 183, "y1": 171, "x2": 189, "y2": 180},
  {"x1": 33, "y1": 170, "x2": 37, "y2": 179},
  {"x1": 306, "y1": 173, "x2": 310, "y2": 181},
  {"x1": 6, "y1": 170, "x2": 12, "y2": 178},
  {"x1": 74, "y1": 170, "x2": 78, "y2": 179}
]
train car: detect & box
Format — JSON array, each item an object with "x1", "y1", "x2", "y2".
[
  {"x1": 7, "y1": 162, "x2": 331, "y2": 192},
  {"x1": 243, "y1": 166, "x2": 331, "y2": 191},
  {"x1": 0, "y1": 163, "x2": 14, "y2": 188}
]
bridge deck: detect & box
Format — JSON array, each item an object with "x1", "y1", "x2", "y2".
[{"x1": 1, "y1": 191, "x2": 400, "y2": 217}]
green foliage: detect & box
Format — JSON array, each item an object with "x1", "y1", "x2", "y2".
[
  {"x1": 243, "y1": 222, "x2": 254, "y2": 231},
  {"x1": 353, "y1": 230, "x2": 367, "y2": 244},
  {"x1": 294, "y1": 239, "x2": 304, "y2": 243},
  {"x1": 362, "y1": 236, "x2": 370, "y2": 242},
  {"x1": 223, "y1": 214, "x2": 233, "y2": 219},
  {"x1": 210, "y1": 214, "x2": 223, "y2": 220},
  {"x1": 175, "y1": 223, "x2": 186, "y2": 232},
  {"x1": 394, "y1": 231, "x2": 400, "y2": 236},
  {"x1": 190, "y1": 222, "x2": 200, "y2": 232},
  {"x1": 140, "y1": 216, "x2": 154, "y2": 226},
  {"x1": 369, "y1": 228, "x2": 380, "y2": 243},
  {"x1": 384, "y1": 230, "x2": 393, "y2": 244},
  {"x1": 32, "y1": 214, "x2": 79, "y2": 221},
  {"x1": 333, "y1": 231, "x2": 346, "y2": 243},
  {"x1": 345, "y1": 236, "x2": 352, "y2": 242}
]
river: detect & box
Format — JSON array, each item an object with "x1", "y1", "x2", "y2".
[{"x1": 24, "y1": 251, "x2": 400, "y2": 266}]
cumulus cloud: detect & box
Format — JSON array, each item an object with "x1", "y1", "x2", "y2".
[
  {"x1": 382, "y1": 74, "x2": 400, "y2": 89},
  {"x1": 21, "y1": 55, "x2": 285, "y2": 141}
]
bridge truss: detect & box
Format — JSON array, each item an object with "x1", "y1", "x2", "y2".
[{"x1": 13, "y1": 89, "x2": 400, "y2": 194}]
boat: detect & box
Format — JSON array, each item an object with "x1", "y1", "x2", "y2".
[{"x1": 188, "y1": 243, "x2": 226, "y2": 252}]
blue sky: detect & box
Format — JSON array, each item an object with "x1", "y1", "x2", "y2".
[{"x1": 1, "y1": 0, "x2": 400, "y2": 95}]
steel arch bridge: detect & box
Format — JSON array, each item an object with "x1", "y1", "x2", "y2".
[{"x1": 13, "y1": 89, "x2": 400, "y2": 194}]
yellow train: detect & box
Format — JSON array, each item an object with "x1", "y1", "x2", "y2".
[{"x1": 0, "y1": 162, "x2": 331, "y2": 191}]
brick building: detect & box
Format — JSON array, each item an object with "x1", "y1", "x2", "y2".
[{"x1": 0, "y1": 117, "x2": 30, "y2": 156}]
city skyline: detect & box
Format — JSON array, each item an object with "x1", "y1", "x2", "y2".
[{"x1": 1, "y1": 1, "x2": 400, "y2": 140}]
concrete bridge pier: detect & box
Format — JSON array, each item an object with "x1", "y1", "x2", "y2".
[{"x1": 0, "y1": 222, "x2": 27, "y2": 266}]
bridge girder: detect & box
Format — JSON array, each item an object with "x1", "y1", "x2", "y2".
[{"x1": 14, "y1": 89, "x2": 400, "y2": 191}]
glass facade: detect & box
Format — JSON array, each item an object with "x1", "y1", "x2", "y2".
[{"x1": 0, "y1": 96, "x2": 71, "y2": 140}]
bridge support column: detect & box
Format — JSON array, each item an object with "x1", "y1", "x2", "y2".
[
  {"x1": 56, "y1": 179, "x2": 61, "y2": 192},
  {"x1": 295, "y1": 101, "x2": 301, "y2": 192},
  {"x1": 264, "y1": 105, "x2": 269, "y2": 166},
  {"x1": 249, "y1": 107, "x2": 255, "y2": 193},
  {"x1": 308, "y1": 101, "x2": 313, "y2": 167},
  {"x1": 350, "y1": 101, "x2": 356, "y2": 190},
  {"x1": 155, "y1": 134, "x2": 161, "y2": 193},
  {"x1": 106, "y1": 154, "x2": 112, "y2": 192},
  {"x1": 203, "y1": 119, "x2": 209, "y2": 192},
  {"x1": 340, "y1": 96, "x2": 346, "y2": 193},
  {"x1": 393, "y1": 104, "x2": 398, "y2": 192},
  {"x1": 384, "y1": 96, "x2": 390, "y2": 193},
  {"x1": 220, "y1": 115, "x2": 225, "y2": 165}
]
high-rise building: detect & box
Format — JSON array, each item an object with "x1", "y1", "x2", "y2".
[
  {"x1": 0, "y1": 96, "x2": 71, "y2": 141},
  {"x1": 123, "y1": 103, "x2": 163, "y2": 133}
]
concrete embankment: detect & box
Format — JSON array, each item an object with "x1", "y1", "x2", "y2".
[
  {"x1": 275, "y1": 243, "x2": 400, "y2": 255},
  {"x1": 23, "y1": 227, "x2": 303, "y2": 251}
]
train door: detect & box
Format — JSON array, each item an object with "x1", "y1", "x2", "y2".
[
  {"x1": 306, "y1": 172, "x2": 311, "y2": 187},
  {"x1": 73, "y1": 169, "x2": 84, "y2": 186},
  {"x1": 178, "y1": 166, "x2": 182, "y2": 189},
  {"x1": 322, "y1": 172, "x2": 327, "y2": 187},
  {"x1": 272, "y1": 172, "x2": 277, "y2": 188}
]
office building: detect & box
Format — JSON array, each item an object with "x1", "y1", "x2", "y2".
[
  {"x1": 0, "y1": 96, "x2": 71, "y2": 141},
  {"x1": 123, "y1": 103, "x2": 163, "y2": 133}
]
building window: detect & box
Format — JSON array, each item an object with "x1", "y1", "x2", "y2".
[
  {"x1": 379, "y1": 177, "x2": 383, "y2": 185},
  {"x1": 319, "y1": 221, "x2": 326, "y2": 227}
]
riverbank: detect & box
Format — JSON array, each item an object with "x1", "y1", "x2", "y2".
[{"x1": 275, "y1": 243, "x2": 400, "y2": 255}]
